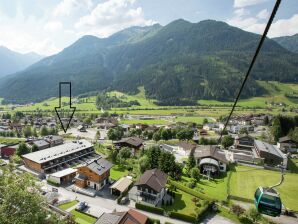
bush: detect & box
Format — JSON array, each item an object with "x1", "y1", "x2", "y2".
[
  {"x1": 196, "y1": 203, "x2": 212, "y2": 222},
  {"x1": 47, "y1": 179, "x2": 59, "y2": 187},
  {"x1": 148, "y1": 218, "x2": 160, "y2": 224},
  {"x1": 168, "y1": 211, "x2": 196, "y2": 223},
  {"x1": 187, "y1": 179, "x2": 197, "y2": 189},
  {"x1": 135, "y1": 203, "x2": 164, "y2": 215},
  {"x1": 231, "y1": 204, "x2": 245, "y2": 217}
]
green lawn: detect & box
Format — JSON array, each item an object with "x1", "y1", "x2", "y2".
[
  {"x1": 230, "y1": 166, "x2": 298, "y2": 211},
  {"x1": 70, "y1": 210, "x2": 97, "y2": 224},
  {"x1": 110, "y1": 164, "x2": 129, "y2": 180},
  {"x1": 58, "y1": 200, "x2": 78, "y2": 210},
  {"x1": 162, "y1": 189, "x2": 208, "y2": 217},
  {"x1": 120, "y1": 119, "x2": 169, "y2": 125},
  {"x1": 0, "y1": 137, "x2": 24, "y2": 144},
  {"x1": 180, "y1": 174, "x2": 228, "y2": 201},
  {"x1": 174, "y1": 116, "x2": 213, "y2": 124}
]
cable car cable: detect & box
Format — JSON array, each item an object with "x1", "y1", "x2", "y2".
[{"x1": 217, "y1": 0, "x2": 282, "y2": 144}]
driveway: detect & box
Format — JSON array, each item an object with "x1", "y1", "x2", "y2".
[{"x1": 202, "y1": 214, "x2": 236, "y2": 224}]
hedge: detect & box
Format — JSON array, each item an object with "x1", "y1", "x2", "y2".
[
  {"x1": 169, "y1": 180, "x2": 212, "y2": 201},
  {"x1": 168, "y1": 211, "x2": 196, "y2": 223},
  {"x1": 148, "y1": 218, "x2": 161, "y2": 224},
  {"x1": 135, "y1": 203, "x2": 164, "y2": 215},
  {"x1": 47, "y1": 179, "x2": 59, "y2": 187}
]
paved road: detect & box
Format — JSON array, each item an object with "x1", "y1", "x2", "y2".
[{"x1": 45, "y1": 183, "x2": 190, "y2": 224}]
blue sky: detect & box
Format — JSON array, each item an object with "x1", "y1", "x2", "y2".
[{"x1": 0, "y1": 0, "x2": 297, "y2": 55}]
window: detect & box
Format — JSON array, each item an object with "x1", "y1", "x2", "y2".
[
  {"x1": 87, "y1": 181, "x2": 90, "y2": 186},
  {"x1": 255, "y1": 188, "x2": 261, "y2": 200}
]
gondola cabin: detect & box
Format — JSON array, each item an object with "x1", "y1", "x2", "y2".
[{"x1": 254, "y1": 187, "x2": 282, "y2": 217}]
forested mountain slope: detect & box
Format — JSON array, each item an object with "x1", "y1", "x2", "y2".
[{"x1": 0, "y1": 19, "x2": 297, "y2": 105}]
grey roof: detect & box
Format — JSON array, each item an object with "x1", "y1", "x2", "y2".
[
  {"x1": 279, "y1": 136, "x2": 297, "y2": 143},
  {"x1": 135, "y1": 169, "x2": 167, "y2": 192},
  {"x1": 95, "y1": 213, "x2": 122, "y2": 224},
  {"x1": 114, "y1": 137, "x2": 144, "y2": 147},
  {"x1": 75, "y1": 173, "x2": 88, "y2": 181},
  {"x1": 194, "y1": 145, "x2": 228, "y2": 164},
  {"x1": 22, "y1": 140, "x2": 92, "y2": 163},
  {"x1": 32, "y1": 140, "x2": 50, "y2": 148},
  {"x1": 254, "y1": 140, "x2": 286, "y2": 159},
  {"x1": 159, "y1": 144, "x2": 174, "y2": 152},
  {"x1": 44, "y1": 135, "x2": 63, "y2": 142},
  {"x1": 86, "y1": 158, "x2": 113, "y2": 176}
]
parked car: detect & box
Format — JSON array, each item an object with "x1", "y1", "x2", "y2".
[
  {"x1": 76, "y1": 201, "x2": 88, "y2": 211},
  {"x1": 120, "y1": 197, "x2": 129, "y2": 205}
]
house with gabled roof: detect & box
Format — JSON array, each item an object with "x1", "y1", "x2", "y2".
[
  {"x1": 277, "y1": 136, "x2": 298, "y2": 153},
  {"x1": 74, "y1": 158, "x2": 113, "y2": 191},
  {"x1": 95, "y1": 209, "x2": 148, "y2": 224},
  {"x1": 129, "y1": 169, "x2": 167, "y2": 206},
  {"x1": 194, "y1": 145, "x2": 229, "y2": 177}
]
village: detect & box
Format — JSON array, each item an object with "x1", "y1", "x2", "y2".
[{"x1": 0, "y1": 111, "x2": 297, "y2": 224}]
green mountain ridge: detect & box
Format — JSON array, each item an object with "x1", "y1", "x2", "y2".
[
  {"x1": 0, "y1": 19, "x2": 297, "y2": 105},
  {"x1": 273, "y1": 34, "x2": 298, "y2": 53}
]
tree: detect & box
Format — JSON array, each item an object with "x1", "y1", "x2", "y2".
[
  {"x1": 95, "y1": 130, "x2": 101, "y2": 142},
  {"x1": 83, "y1": 117, "x2": 92, "y2": 125},
  {"x1": 203, "y1": 118, "x2": 209, "y2": 125},
  {"x1": 145, "y1": 146, "x2": 161, "y2": 169},
  {"x1": 186, "y1": 151, "x2": 196, "y2": 174},
  {"x1": 23, "y1": 126, "x2": 32, "y2": 138},
  {"x1": 32, "y1": 127, "x2": 38, "y2": 137},
  {"x1": 170, "y1": 163, "x2": 183, "y2": 180},
  {"x1": 190, "y1": 167, "x2": 200, "y2": 181},
  {"x1": 152, "y1": 132, "x2": 161, "y2": 142},
  {"x1": 264, "y1": 116, "x2": 269, "y2": 125},
  {"x1": 107, "y1": 127, "x2": 123, "y2": 141},
  {"x1": 0, "y1": 168, "x2": 65, "y2": 224},
  {"x1": 31, "y1": 144, "x2": 39, "y2": 152},
  {"x1": 40, "y1": 126, "x2": 49, "y2": 136},
  {"x1": 247, "y1": 207, "x2": 261, "y2": 223},
  {"x1": 271, "y1": 117, "x2": 282, "y2": 142},
  {"x1": 239, "y1": 128, "x2": 248, "y2": 135},
  {"x1": 117, "y1": 147, "x2": 131, "y2": 164},
  {"x1": 221, "y1": 135, "x2": 234, "y2": 149},
  {"x1": 158, "y1": 151, "x2": 176, "y2": 174},
  {"x1": 139, "y1": 155, "x2": 151, "y2": 173},
  {"x1": 161, "y1": 128, "x2": 171, "y2": 140},
  {"x1": 16, "y1": 143, "x2": 31, "y2": 156}
]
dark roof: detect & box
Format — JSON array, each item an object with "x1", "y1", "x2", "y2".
[
  {"x1": 32, "y1": 140, "x2": 50, "y2": 148},
  {"x1": 95, "y1": 209, "x2": 148, "y2": 224},
  {"x1": 194, "y1": 145, "x2": 228, "y2": 164},
  {"x1": 254, "y1": 140, "x2": 286, "y2": 159},
  {"x1": 135, "y1": 169, "x2": 167, "y2": 192},
  {"x1": 115, "y1": 137, "x2": 144, "y2": 147},
  {"x1": 279, "y1": 136, "x2": 297, "y2": 143},
  {"x1": 235, "y1": 134, "x2": 254, "y2": 140},
  {"x1": 86, "y1": 158, "x2": 113, "y2": 176},
  {"x1": 177, "y1": 141, "x2": 196, "y2": 151}
]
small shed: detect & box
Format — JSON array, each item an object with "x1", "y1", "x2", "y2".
[
  {"x1": 47, "y1": 168, "x2": 77, "y2": 185},
  {"x1": 110, "y1": 177, "x2": 133, "y2": 196}
]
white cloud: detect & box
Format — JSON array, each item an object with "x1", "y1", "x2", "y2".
[
  {"x1": 234, "y1": 0, "x2": 269, "y2": 8},
  {"x1": 75, "y1": 0, "x2": 156, "y2": 37},
  {"x1": 44, "y1": 21, "x2": 63, "y2": 32},
  {"x1": 227, "y1": 9, "x2": 298, "y2": 38},
  {"x1": 269, "y1": 14, "x2": 298, "y2": 37},
  {"x1": 257, "y1": 9, "x2": 269, "y2": 19},
  {"x1": 234, "y1": 8, "x2": 250, "y2": 17},
  {"x1": 54, "y1": 0, "x2": 93, "y2": 16}
]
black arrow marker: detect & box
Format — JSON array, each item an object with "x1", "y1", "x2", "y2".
[{"x1": 55, "y1": 82, "x2": 76, "y2": 133}]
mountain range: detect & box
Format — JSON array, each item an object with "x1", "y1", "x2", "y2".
[
  {"x1": 0, "y1": 19, "x2": 297, "y2": 105},
  {"x1": 0, "y1": 46, "x2": 43, "y2": 78},
  {"x1": 273, "y1": 34, "x2": 298, "y2": 53}
]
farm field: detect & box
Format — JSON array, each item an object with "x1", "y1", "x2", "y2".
[
  {"x1": 1, "y1": 82, "x2": 297, "y2": 119},
  {"x1": 120, "y1": 119, "x2": 170, "y2": 125},
  {"x1": 230, "y1": 166, "x2": 298, "y2": 211}
]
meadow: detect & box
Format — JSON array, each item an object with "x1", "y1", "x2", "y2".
[{"x1": 230, "y1": 165, "x2": 298, "y2": 211}]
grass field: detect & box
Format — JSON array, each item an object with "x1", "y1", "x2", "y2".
[
  {"x1": 230, "y1": 166, "x2": 298, "y2": 211},
  {"x1": 58, "y1": 200, "x2": 78, "y2": 210},
  {"x1": 174, "y1": 116, "x2": 214, "y2": 124},
  {"x1": 162, "y1": 189, "x2": 208, "y2": 217},
  {"x1": 110, "y1": 164, "x2": 129, "y2": 180},
  {"x1": 0, "y1": 137, "x2": 24, "y2": 144},
  {"x1": 2, "y1": 82, "x2": 297, "y2": 119},
  {"x1": 180, "y1": 174, "x2": 229, "y2": 201},
  {"x1": 70, "y1": 209, "x2": 97, "y2": 224},
  {"x1": 120, "y1": 119, "x2": 170, "y2": 125}
]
